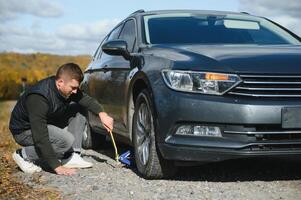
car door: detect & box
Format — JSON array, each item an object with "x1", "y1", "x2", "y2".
[
  {"x1": 82, "y1": 36, "x2": 109, "y2": 129},
  {"x1": 82, "y1": 36, "x2": 108, "y2": 95},
  {"x1": 87, "y1": 22, "x2": 134, "y2": 135},
  {"x1": 101, "y1": 19, "x2": 137, "y2": 136},
  {"x1": 105, "y1": 19, "x2": 137, "y2": 136}
]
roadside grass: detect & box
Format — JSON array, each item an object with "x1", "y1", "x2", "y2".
[{"x1": 0, "y1": 101, "x2": 61, "y2": 200}]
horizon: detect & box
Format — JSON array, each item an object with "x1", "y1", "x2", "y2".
[{"x1": 0, "y1": 50, "x2": 92, "y2": 56}]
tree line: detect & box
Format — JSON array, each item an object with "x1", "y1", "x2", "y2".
[{"x1": 0, "y1": 52, "x2": 91, "y2": 100}]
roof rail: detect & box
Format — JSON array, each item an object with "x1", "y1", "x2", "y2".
[
  {"x1": 240, "y1": 12, "x2": 250, "y2": 15},
  {"x1": 129, "y1": 9, "x2": 145, "y2": 16}
]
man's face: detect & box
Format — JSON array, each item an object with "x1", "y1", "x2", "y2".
[{"x1": 56, "y1": 76, "x2": 80, "y2": 98}]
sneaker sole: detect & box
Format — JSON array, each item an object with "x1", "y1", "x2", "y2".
[{"x1": 12, "y1": 152, "x2": 42, "y2": 173}]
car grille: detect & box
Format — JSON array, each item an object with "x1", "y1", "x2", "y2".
[
  {"x1": 228, "y1": 74, "x2": 301, "y2": 98},
  {"x1": 223, "y1": 127, "x2": 301, "y2": 151}
]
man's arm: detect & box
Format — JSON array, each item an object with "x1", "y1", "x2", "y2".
[
  {"x1": 75, "y1": 91, "x2": 103, "y2": 114},
  {"x1": 26, "y1": 94, "x2": 60, "y2": 169},
  {"x1": 74, "y1": 91, "x2": 114, "y2": 131}
]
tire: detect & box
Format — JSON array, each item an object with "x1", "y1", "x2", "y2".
[
  {"x1": 82, "y1": 117, "x2": 106, "y2": 150},
  {"x1": 133, "y1": 89, "x2": 177, "y2": 179}
]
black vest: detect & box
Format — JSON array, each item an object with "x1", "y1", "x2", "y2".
[{"x1": 9, "y1": 76, "x2": 72, "y2": 135}]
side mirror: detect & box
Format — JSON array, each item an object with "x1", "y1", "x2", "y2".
[{"x1": 102, "y1": 40, "x2": 131, "y2": 60}]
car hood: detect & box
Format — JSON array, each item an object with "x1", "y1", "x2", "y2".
[{"x1": 145, "y1": 44, "x2": 301, "y2": 74}]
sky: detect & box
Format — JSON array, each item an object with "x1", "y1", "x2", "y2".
[{"x1": 0, "y1": 0, "x2": 301, "y2": 55}]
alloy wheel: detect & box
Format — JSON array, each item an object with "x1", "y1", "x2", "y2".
[{"x1": 135, "y1": 102, "x2": 152, "y2": 165}]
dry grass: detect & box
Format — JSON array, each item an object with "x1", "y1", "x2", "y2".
[{"x1": 0, "y1": 101, "x2": 62, "y2": 200}]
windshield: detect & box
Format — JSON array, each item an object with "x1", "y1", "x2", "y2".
[{"x1": 143, "y1": 13, "x2": 300, "y2": 45}]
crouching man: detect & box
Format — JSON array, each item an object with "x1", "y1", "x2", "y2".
[{"x1": 9, "y1": 63, "x2": 114, "y2": 176}]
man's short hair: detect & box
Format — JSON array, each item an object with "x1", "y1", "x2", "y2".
[{"x1": 55, "y1": 63, "x2": 84, "y2": 83}]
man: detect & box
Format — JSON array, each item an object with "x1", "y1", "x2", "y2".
[{"x1": 9, "y1": 63, "x2": 114, "y2": 176}]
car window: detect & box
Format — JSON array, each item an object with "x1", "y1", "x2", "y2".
[
  {"x1": 92, "y1": 45, "x2": 101, "y2": 60},
  {"x1": 93, "y1": 36, "x2": 108, "y2": 60},
  {"x1": 108, "y1": 24, "x2": 123, "y2": 41},
  {"x1": 93, "y1": 41, "x2": 102, "y2": 60},
  {"x1": 119, "y1": 19, "x2": 136, "y2": 52},
  {"x1": 143, "y1": 14, "x2": 300, "y2": 45},
  {"x1": 99, "y1": 24, "x2": 124, "y2": 62}
]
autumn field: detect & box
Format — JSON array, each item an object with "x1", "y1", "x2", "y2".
[{"x1": 0, "y1": 52, "x2": 91, "y2": 100}]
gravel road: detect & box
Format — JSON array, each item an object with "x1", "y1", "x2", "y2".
[{"x1": 15, "y1": 143, "x2": 301, "y2": 200}]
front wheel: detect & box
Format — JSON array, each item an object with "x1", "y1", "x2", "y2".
[{"x1": 133, "y1": 89, "x2": 177, "y2": 179}]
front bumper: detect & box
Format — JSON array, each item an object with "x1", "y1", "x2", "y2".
[
  {"x1": 159, "y1": 135, "x2": 301, "y2": 162},
  {"x1": 153, "y1": 83, "x2": 301, "y2": 162}
]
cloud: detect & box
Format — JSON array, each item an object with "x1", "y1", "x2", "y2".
[
  {"x1": 57, "y1": 19, "x2": 120, "y2": 42},
  {"x1": 0, "y1": 1, "x2": 120, "y2": 55},
  {"x1": 0, "y1": 25, "x2": 64, "y2": 53},
  {"x1": 0, "y1": 19, "x2": 120, "y2": 55},
  {"x1": 239, "y1": 0, "x2": 301, "y2": 18},
  {"x1": 239, "y1": 0, "x2": 301, "y2": 35},
  {"x1": 0, "y1": 0, "x2": 63, "y2": 21}
]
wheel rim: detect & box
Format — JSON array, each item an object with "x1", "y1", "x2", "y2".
[{"x1": 136, "y1": 102, "x2": 152, "y2": 166}]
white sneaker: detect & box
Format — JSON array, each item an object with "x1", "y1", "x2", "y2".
[
  {"x1": 63, "y1": 153, "x2": 93, "y2": 168},
  {"x1": 12, "y1": 150, "x2": 42, "y2": 173}
]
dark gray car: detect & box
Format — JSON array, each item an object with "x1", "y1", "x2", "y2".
[{"x1": 81, "y1": 10, "x2": 301, "y2": 179}]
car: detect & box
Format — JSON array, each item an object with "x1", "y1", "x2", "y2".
[{"x1": 81, "y1": 9, "x2": 301, "y2": 179}]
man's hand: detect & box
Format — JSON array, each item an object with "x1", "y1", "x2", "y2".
[
  {"x1": 54, "y1": 166, "x2": 76, "y2": 176},
  {"x1": 99, "y1": 112, "x2": 114, "y2": 132}
]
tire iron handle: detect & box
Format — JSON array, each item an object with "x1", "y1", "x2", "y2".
[{"x1": 108, "y1": 130, "x2": 120, "y2": 163}]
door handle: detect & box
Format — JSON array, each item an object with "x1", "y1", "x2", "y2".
[{"x1": 103, "y1": 65, "x2": 109, "y2": 73}]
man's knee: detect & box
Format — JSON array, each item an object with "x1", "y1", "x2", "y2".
[
  {"x1": 64, "y1": 132, "x2": 74, "y2": 151},
  {"x1": 67, "y1": 112, "x2": 87, "y2": 134},
  {"x1": 74, "y1": 112, "x2": 87, "y2": 124},
  {"x1": 56, "y1": 132, "x2": 75, "y2": 153}
]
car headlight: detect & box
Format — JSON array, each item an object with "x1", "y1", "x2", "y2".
[{"x1": 162, "y1": 70, "x2": 241, "y2": 95}]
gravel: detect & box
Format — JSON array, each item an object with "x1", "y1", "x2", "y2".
[{"x1": 15, "y1": 144, "x2": 301, "y2": 200}]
